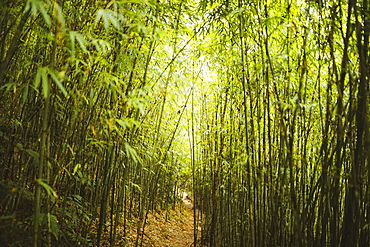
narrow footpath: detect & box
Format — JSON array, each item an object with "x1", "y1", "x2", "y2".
[{"x1": 125, "y1": 194, "x2": 195, "y2": 247}]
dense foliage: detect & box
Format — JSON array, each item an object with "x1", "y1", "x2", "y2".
[
  {"x1": 191, "y1": 0, "x2": 370, "y2": 246},
  {"x1": 0, "y1": 0, "x2": 369, "y2": 246}
]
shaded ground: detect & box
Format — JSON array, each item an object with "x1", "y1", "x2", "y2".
[
  {"x1": 123, "y1": 196, "x2": 195, "y2": 247},
  {"x1": 141, "y1": 206, "x2": 194, "y2": 246}
]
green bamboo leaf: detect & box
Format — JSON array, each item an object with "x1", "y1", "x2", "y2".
[
  {"x1": 124, "y1": 142, "x2": 141, "y2": 163},
  {"x1": 34, "y1": 67, "x2": 42, "y2": 88},
  {"x1": 49, "y1": 214, "x2": 59, "y2": 240},
  {"x1": 95, "y1": 9, "x2": 109, "y2": 30},
  {"x1": 34, "y1": 67, "x2": 49, "y2": 98},
  {"x1": 0, "y1": 215, "x2": 14, "y2": 220},
  {"x1": 121, "y1": 0, "x2": 147, "y2": 3},
  {"x1": 25, "y1": 0, "x2": 51, "y2": 26},
  {"x1": 16, "y1": 143, "x2": 24, "y2": 150},
  {"x1": 95, "y1": 9, "x2": 121, "y2": 31},
  {"x1": 130, "y1": 182, "x2": 142, "y2": 192},
  {"x1": 53, "y1": 2, "x2": 65, "y2": 28},
  {"x1": 25, "y1": 148, "x2": 39, "y2": 160},
  {"x1": 69, "y1": 31, "x2": 88, "y2": 53},
  {"x1": 116, "y1": 119, "x2": 130, "y2": 129},
  {"x1": 75, "y1": 33, "x2": 87, "y2": 52},
  {"x1": 0, "y1": 82, "x2": 16, "y2": 94},
  {"x1": 72, "y1": 164, "x2": 81, "y2": 176},
  {"x1": 92, "y1": 38, "x2": 111, "y2": 53},
  {"x1": 69, "y1": 31, "x2": 76, "y2": 59},
  {"x1": 36, "y1": 179, "x2": 58, "y2": 198},
  {"x1": 48, "y1": 68, "x2": 68, "y2": 97},
  {"x1": 22, "y1": 84, "x2": 29, "y2": 105}
]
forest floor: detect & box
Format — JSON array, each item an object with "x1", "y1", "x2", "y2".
[{"x1": 123, "y1": 196, "x2": 195, "y2": 247}]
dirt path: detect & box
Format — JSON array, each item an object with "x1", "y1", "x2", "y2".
[
  {"x1": 142, "y1": 205, "x2": 194, "y2": 247},
  {"x1": 122, "y1": 194, "x2": 195, "y2": 247}
]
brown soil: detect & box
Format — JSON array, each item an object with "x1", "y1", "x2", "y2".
[{"x1": 123, "y1": 202, "x2": 195, "y2": 247}]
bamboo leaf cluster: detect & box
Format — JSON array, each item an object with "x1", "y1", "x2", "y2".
[{"x1": 0, "y1": 0, "x2": 194, "y2": 246}]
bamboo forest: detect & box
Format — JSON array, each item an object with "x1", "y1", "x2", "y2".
[{"x1": 1, "y1": 0, "x2": 370, "y2": 246}]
